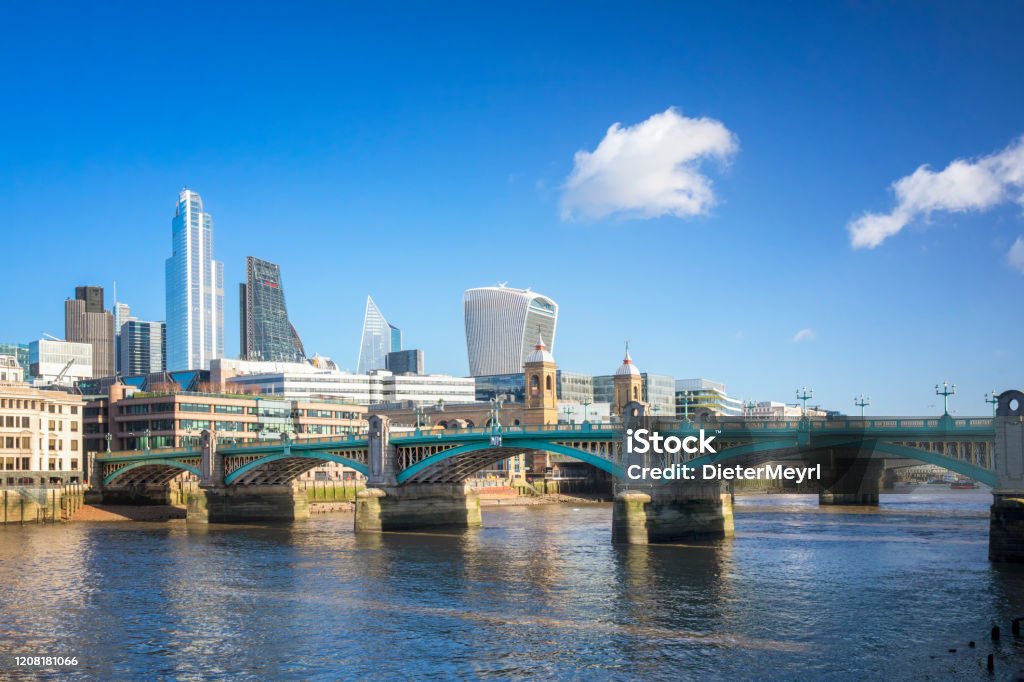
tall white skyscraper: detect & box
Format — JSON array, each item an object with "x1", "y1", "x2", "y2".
[
  {"x1": 357, "y1": 296, "x2": 400, "y2": 374},
  {"x1": 165, "y1": 189, "x2": 224, "y2": 370},
  {"x1": 464, "y1": 285, "x2": 558, "y2": 376}
]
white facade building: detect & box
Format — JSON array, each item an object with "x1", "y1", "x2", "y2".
[
  {"x1": 165, "y1": 189, "x2": 224, "y2": 371},
  {"x1": 464, "y1": 285, "x2": 558, "y2": 376},
  {"x1": 0, "y1": 355, "x2": 24, "y2": 383},
  {"x1": 675, "y1": 378, "x2": 745, "y2": 417},
  {"x1": 212, "y1": 359, "x2": 475, "y2": 405},
  {"x1": 29, "y1": 339, "x2": 93, "y2": 386},
  {"x1": 0, "y1": 382, "x2": 85, "y2": 483}
]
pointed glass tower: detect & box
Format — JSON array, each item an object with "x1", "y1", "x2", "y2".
[{"x1": 357, "y1": 296, "x2": 399, "y2": 373}]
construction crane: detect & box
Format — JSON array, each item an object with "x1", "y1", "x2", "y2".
[{"x1": 52, "y1": 359, "x2": 75, "y2": 386}]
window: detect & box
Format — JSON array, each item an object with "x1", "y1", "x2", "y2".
[
  {"x1": 214, "y1": 404, "x2": 244, "y2": 414},
  {"x1": 71, "y1": 440, "x2": 78, "y2": 451},
  {"x1": 179, "y1": 403, "x2": 211, "y2": 413},
  {"x1": 545, "y1": 376, "x2": 552, "y2": 391}
]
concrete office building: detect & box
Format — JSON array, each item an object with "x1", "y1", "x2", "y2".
[
  {"x1": 211, "y1": 359, "x2": 475, "y2": 405},
  {"x1": 65, "y1": 286, "x2": 115, "y2": 378},
  {"x1": 29, "y1": 339, "x2": 93, "y2": 386},
  {"x1": 464, "y1": 285, "x2": 558, "y2": 376},
  {"x1": 239, "y1": 256, "x2": 305, "y2": 363},
  {"x1": 119, "y1": 320, "x2": 166, "y2": 376},
  {"x1": 165, "y1": 189, "x2": 224, "y2": 371}
]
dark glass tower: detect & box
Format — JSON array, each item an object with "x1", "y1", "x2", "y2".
[{"x1": 239, "y1": 256, "x2": 305, "y2": 362}]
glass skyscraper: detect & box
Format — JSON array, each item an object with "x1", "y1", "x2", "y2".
[
  {"x1": 463, "y1": 285, "x2": 558, "y2": 376},
  {"x1": 239, "y1": 256, "x2": 305, "y2": 363},
  {"x1": 165, "y1": 189, "x2": 224, "y2": 371},
  {"x1": 357, "y1": 296, "x2": 399, "y2": 374},
  {"x1": 119, "y1": 320, "x2": 166, "y2": 375}
]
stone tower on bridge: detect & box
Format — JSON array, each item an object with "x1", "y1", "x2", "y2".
[
  {"x1": 613, "y1": 345, "x2": 644, "y2": 416},
  {"x1": 522, "y1": 334, "x2": 558, "y2": 426}
]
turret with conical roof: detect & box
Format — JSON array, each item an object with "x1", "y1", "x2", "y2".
[
  {"x1": 523, "y1": 334, "x2": 557, "y2": 425},
  {"x1": 613, "y1": 343, "x2": 644, "y2": 415}
]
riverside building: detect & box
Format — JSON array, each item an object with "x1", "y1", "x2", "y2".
[{"x1": 0, "y1": 358, "x2": 85, "y2": 484}]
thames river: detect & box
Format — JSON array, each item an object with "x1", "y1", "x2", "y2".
[{"x1": 1, "y1": 491, "x2": 1022, "y2": 680}]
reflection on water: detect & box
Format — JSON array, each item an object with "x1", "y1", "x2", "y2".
[{"x1": 0, "y1": 492, "x2": 1022, "y2": 680}]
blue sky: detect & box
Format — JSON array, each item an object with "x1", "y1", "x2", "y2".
[{"x1": 2, "y1": 1, "x2": 1022, "y2": 414}]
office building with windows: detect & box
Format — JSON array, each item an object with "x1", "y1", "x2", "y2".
[
  {"x1": 386, "y1": 349, "x2": 424, "y2": 375},
  {"x1": 211, "y1": 358, "x2": 474, "y2": 406},
  {"x1": 357, "y1": 296, "x2": 399, "y2": 374},
  {"x1": 463, "y1": 285, "x2": 558, "y2": 376},
  {"x1": 0, "y1": 344, "x2": 30, "y2": 379},
  {"x1": 642, "y1": 372, "x2": 677, "y2": 417},
  {"x1": 675, "y1": 378, "x2": 745, "y2": 418},
  {"x1": 0, "y1": 382, "x2": 84, "y2": 484},
  {"x1": 29, "y1": 339, "x2": 93, "y2": 386},
  {"x1": 112, "y1": 302, "x2": 132, "y2": 374},
  {"x1": 119, "y1": 320, "x2": 166, "y2": 376},
  {"x1": 65, "y1": 286, "x2": 115, "y2": 378},
  {"x1": 239, "y1": 256, "x2": 305, "y2": 363},
  {"x1": 165, "y1": 188, "x2": 224, "y2": 371}
]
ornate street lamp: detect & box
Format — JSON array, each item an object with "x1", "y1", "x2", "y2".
[
  {"x1": 935, "y1": 381, "x2": 956, "y2": 415},
  {"x1": 985, "y1": 390, "x2": 999, "y2": 416},
  {"x1": 854, "y1": 394, "x2": 870, "y2": 418},
  {"x1": 796, "y1": 387, "x2": 814, "y2": 416}
]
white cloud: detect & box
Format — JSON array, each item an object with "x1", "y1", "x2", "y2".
[
  {"x1": 1010, "y1": 236, "x2": 1024, "y2": 273},
  {"x1": 848, "y1": 136, "x2": 1024, "y2": 249},
  {"x1": 560, "y1": 107, "x2": 738, "y2": 221},
  {"x1": 792, "y1": 329, "x2": 815, "y2": 343}
]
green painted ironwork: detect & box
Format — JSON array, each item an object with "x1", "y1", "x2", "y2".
[
  {"x1": 224, "y1": 452, "x2": 370, "y2": 485},
  {"x1": 102, "y1": 460, "x2": 202, "y2": 486}
]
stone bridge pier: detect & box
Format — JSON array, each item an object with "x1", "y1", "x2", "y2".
[
  {"x1": 990, "y1": 390, "x2": 1024, "y2": 562},
  {"x1": 354, "y1": 416, "x2": 481, "y2": 532},
  {"x1": 815, "y1": 447, "x2": 883, "y2": 506},
  {"x1": 611, "y1": 403, "x2": 734, "y2": 544},
  {"x1": 186, "y1": 431, "x2": 309, "y2": 523}
]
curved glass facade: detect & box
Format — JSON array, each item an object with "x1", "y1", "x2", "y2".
[{"x1": 463, "y1": 286, "x2": 558, "y2": 377}]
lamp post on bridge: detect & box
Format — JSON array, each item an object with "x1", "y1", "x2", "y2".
[
  {"x1": 985, "y1": 390, "x2": 999, "y2": 417},
  {"x1": 581, "y1": 400, "x2": 592, "y2": 424},
  {"x1": 935, "y1": 381, "x2": 956, "y2": 416},
  {"x1": 854, "y1": 395, "x2": 870, "y2": 418},
  {"x1": 681, "y1": 390, "x2": 692, "y2": 422},
  {"x1": 796, "y1": 387, "x2": 814, "y2": 417},
  {"x1": 746, "y1": 400, "x2": 757, "y2": 420},
  {"x1": 489, "y1": 396, "x2": 504, "y2": 447}
]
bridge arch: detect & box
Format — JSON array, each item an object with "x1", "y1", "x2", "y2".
[
  {"x1": 224, "y1": 451, "x2": 369, "y2": 485},
  {"x1": 680, "y1": 438, "x2": 996, "y2": 487},
  {"x1": 103, "y1": 460, "x2": 202, "y2": 487},
  {"x1": 397, "y1": 438, "x2": 623, "y2": 484}
]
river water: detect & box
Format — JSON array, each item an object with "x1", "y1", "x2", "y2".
[{"x1": 0, "y1": 490, "x2": 1022, "y2": 680}]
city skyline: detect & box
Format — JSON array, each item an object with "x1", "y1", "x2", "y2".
[{"x1": 3, "y1": 3, "x2": 1023, "y2": 413}]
